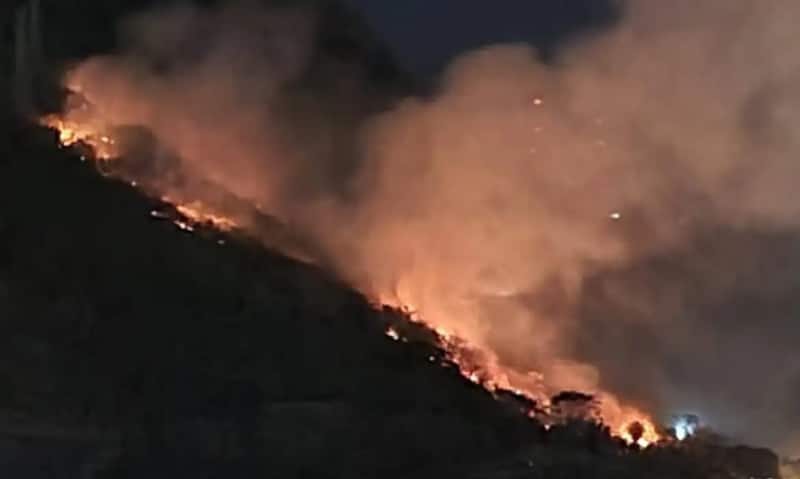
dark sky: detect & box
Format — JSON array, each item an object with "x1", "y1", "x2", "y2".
[{"x1": 342, "y1": 0, "x2": 621, "y2": 74}]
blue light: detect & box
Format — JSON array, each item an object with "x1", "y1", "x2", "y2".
[{"x1": 672, "y1": 415, "x2": 699, "y2": 441}]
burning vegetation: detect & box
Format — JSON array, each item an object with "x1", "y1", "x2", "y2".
[
  {"x1": 39, "y1": 113, "x2": 118, "y2": 160},
  {"x1": 41, "y1": 99, "x2": 664, "y2": 448},
  {"x1": 379, "y1": 303, "x2": 662, "y2": 448},
  {"x1": 171, "y1": 200, "x2": 238, "y2": 232},
  {"x1": 15, "y1": 0, "x2": 800, "y2": 466}
]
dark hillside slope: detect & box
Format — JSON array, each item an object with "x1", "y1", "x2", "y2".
[
  {"x1": 0, "y1": 123, "x2": 782, "y2": 479},
  {"x1": 0, "y1": 124, "x2": 544, "y2": 477},
  {"x1": 0, "y1": 0, "x2": 786, "y2": 477}
]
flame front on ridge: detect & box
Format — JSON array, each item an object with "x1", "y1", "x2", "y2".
[
  {"x1": 39, "y1": 114, "x2": 119, "y2": 160},
  {"x1": 41, "y1": 106, "x2": 661, "y2": 449},
  {"x1": 378, "y1": 292, "x2": 662, "y2": 448}
]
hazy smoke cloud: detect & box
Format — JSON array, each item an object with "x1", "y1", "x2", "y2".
[{"x1": 55, "y1": 0, "x2": 800, "y2": 455}]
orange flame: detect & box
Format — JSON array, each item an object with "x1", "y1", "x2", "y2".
[
  {"x1": 42, "y1": 112, "x2": 239, "y2": 235},
  {"x1": 42, "y1": 109, "x2": 659, "y2": 449},
  {"x1": 172, "y1": 200, "x2": 239, "y2": 232},
  {"x1": 379, "y1": 295, "x2": 662, "y2": 448},
  {"x1": 39, "y1": 114, "x2": 119, "y2": 160}
]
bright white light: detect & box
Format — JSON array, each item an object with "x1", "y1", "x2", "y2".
[
  {"x1": 673, "y1": 415, "x2": 699, "y2": 441},
  {"x1": 385, "y1": 327, "x2": 401, "y2": 341},
  {"x1": 610, "y1": 212, "x2": 622, "y2": 220}
]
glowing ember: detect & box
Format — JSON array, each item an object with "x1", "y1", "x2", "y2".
[
  {"x1": 151, "y1": 199, "x2": 239, "y2": 234},
  {"x1": 42, "y1": 111, "x2": 239, "y2": 236},
  {"x1": 39, "y1": 114, "x2": 119, "y2": 160},
  {"x1": 385, "y1": 327, "x2": 401, "y2": 341},
  {"x1": 41, "y1": 92, "x2": 661, "y2": 451},
  {"x1": 377, "y1": 293, "x2": 662, "y2": 448},
  {"x1": 619, "y1": 418, "x2": 660, "y2": 448},
  {"x1": 173, "y1": 201, "x2": 238, "y2": 232},
  {"x1": 174, "y1": 219, "x2": 195, "y2": 232},
  {"x1": 150, "y1": 210, "x2": 170, "y2": 220}
]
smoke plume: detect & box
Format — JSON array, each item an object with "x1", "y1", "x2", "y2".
[{"x1": 51, "y1": 0, "x2": 800, "y2": 455}]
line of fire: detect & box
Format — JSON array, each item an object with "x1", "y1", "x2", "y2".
[{"x1": 3, "y1": 0, "x2": 796, "y2": 478}]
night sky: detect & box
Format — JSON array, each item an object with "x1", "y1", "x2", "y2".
[{"x1": 342, "y1": 0, "x2": 620, "y2": 74}]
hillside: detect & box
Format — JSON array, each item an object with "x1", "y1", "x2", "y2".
[
  {"x1": 0, "y1": 121, "x2": 538, "y2": 477},
  {"x1": 0, "y1": 0, "x2": 787, "y2": 477},
  {"x1": 0, "y1": 107, "x2": 785, "y2": 479}
]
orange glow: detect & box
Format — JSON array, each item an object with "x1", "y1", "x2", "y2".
[
  {"x1": 173, "y1": 201, "x2": 238, "y2": 232},
  {"x1": 41, "y1": 99, "x2": 660, "y2": 450},
  {"x1": 377, "y1": 293, "x2": 661, "y2": 448},
  {"x1": 619, "y1": 418, "x2": 660, "y2": 449},
  {"x1": 39, "y1": 114, "x2": 118, "y2": 160},
  {"x1": 42, "y1": 112, "x2": 239, "y2": 236},
  {"x1": 152, "y1": 201, "x2": 240, "y2": 235}
]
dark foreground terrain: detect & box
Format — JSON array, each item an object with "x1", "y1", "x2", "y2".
[
  {"x1": 0, "y1": 113, "x2": 783, "y2": 479},
  {"x1": 0, "y1": 0, "x2": 786, "y2": 477}
]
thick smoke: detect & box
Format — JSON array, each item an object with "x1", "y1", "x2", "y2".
[{"x1": 56, "y1": 0, "x2": 800, "y2": 455}]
